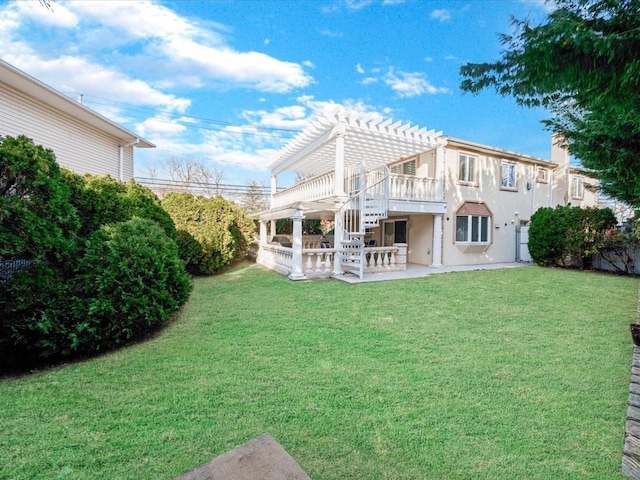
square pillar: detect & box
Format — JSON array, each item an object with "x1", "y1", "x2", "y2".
[
  {"x1": 432, "y1": 213, "x2": 443, "y2": 267},
  {"x1": 332, "y1": 208, "x2": 344, "y2": 276},
  {"x1": 334, "y1": 126, "x2": 346, "y2": 196},
  {"x1": 270, "y1": 174, "x2": 277, "y2": 207},
  {"x1": 435, "y1": 145, "x2": 445, "y2": 200},
  {"x1": 270, "y1": 220, "x2": 276, "y2": 240},
  {"x1": 288, "y1": 211, "x2": 306, "y2": 281},
  {"x1": 259, "y1": 220, "x2": 267, "y2": 246}
]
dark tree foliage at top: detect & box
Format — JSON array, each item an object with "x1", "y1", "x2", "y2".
[{"x1": 460, "y1": 0, "x2": 640, "y2": 206}]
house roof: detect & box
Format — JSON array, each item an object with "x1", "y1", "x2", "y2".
[
  {"x1": 268, "y1": 109, "x2": 445, "y2": 177},
  {"x1": 0, "y1": 59, "x2": 154, "y2": 148},
  {"x1": 446, "y1": 137, "x2": 553, "y2": 166}
]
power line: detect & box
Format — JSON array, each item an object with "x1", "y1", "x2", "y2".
[{"x1": 64, "y1": 92, "x2": 300, "y2": 138}]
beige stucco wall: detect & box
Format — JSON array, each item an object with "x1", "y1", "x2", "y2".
[
  {"x1": 439, "y1": 141, "x2": 593, "y2": 266},
  {"x1": 407, "y1": 214, "x2": 433, "y2": 265}
]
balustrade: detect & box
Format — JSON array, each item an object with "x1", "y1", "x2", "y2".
[
  {"x1": 302, "y1": 249, "x2": 334, "y2": 277},
  {"x1": 389, "y1": 174, "x2": 438, "y2": 201},
  {"x1": 271, "y1": 172, "x2": 335, "y2": 208},
  {"x1": 363, "y1": 246, "x2": 402, "y2": 272}
]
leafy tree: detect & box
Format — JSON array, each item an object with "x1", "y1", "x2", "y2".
[
  {"x1": 460, "y1": 0, "x2": 640, "y2": 206},
  {"x1": 240, "y1": 180, "x2": 269, "y2": 214}
]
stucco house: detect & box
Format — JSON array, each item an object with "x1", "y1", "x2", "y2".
[
  {"x1": 255, "y1": 109, "x2": 598, "y2": 280},
  {"x1": 0, "y1": 59, "x2": 153, "y2": 180}
]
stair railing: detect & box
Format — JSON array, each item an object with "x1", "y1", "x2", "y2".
[{"x1": 334, "y1": 164, "x2": 390, "y2": 279}]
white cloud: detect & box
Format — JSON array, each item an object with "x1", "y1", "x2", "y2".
[
  {"x1": 384, "y1": 68, "x2": 450, "y2": 97},
  {"x1": 3, "y1": 52, "x2": 191, "y2": 114},
  {"x1": 137, "y1": 117, "x2": 187, "y2": 138},
  {"x1": 430, "y1": 9, "x2": 452, "y2": 21},
  {"x1": 356, "y1": 63, "x2": 365, "y2": 74},
  {"x1": 361, "y1": 77, "x2": 377, "y2": 85},
  {"x1": 318, "y1": 29, "x2": 343, "y2": 38},
  {"x1": 1, "y1": 0, "x2": 313, "y2": 94}
]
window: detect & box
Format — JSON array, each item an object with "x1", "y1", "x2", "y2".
[
  {"x1": 456, "y1": 215, "x2": 491, "y2": 243},
  {"x1": 455, "y1": 202, "x2": 492, "y2": 244},
  {"x1": 501, "y1": 162, "x2": 516, "y2": 189},
  {"x1": 536, "y1": 167, "x2": 548, "y2": 183},
  {"x1": 390, "y1": 158, "x2": 416, "y2": 176},
  {"x1": 458, "y1": 154, "x2": 477, "y2": 184},
  {"x1": 571, "y1": 176, "x2": 584, "y2": 199}
]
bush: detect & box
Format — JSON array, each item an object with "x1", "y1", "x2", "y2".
[
  {"x1": 72, "y1": 219, "x2": 191, "y2": 352},
  {"x1": 63, "y1": 171, "x2": 177, "y2": 239},
  {"x1": 162, "y1": 193, "x2": 256, "y2": 274},
  {"x1": 0, "y1": 135, "x2": 79, "y2": 263},
  {"x1": 529, "y1": 205, "x2": 617, "y2": 268},
  {"x1": 0, "y1": 136, "x2": 192, "y2": 371}
]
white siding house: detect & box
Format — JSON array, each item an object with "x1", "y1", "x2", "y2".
[
  {"x1": 255, "y1": 109, "x2": 599, "y2": 280},
  {"x1": 0, "y1": 59, "x2": 153, "y2": 180}
]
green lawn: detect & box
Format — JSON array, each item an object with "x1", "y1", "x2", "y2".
[{"x1": 1, "y1": 264, "x2": 638, "y2": 479}]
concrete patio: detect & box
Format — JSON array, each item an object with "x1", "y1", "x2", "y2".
[{"x1": 333, "y1": 261, "x2": 532, "y2": 283}]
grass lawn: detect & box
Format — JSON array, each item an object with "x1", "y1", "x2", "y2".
[{"x1": 1, "y1": 264, "x2": 638, "y2": 479}]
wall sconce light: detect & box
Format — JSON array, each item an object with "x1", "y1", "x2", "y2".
[
  {"x1": 495, "y1": 225, "x2": 500, "y2": 229},
  {"x1": 511, "y1": 219, "x2": 515, "y2": 224},
  {"x1": 504, "y1": 223, "x2": 507, "y2": 226},
  {"x1": 526, "y1": 182, "x2": 532, "y2": 191}
]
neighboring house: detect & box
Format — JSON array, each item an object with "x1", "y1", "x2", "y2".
[
  {"x1": 0, "y1": 59, "x2": 153, "y2": 180},
  {"x1": 255, "y1": 109, "x2": 598, "y2": 280}
]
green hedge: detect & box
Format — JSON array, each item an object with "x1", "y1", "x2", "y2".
[
  {"x1": 529, "y1": 205, "x2": 617, "y2": 268},
  {"x1": 162, "y1": 193, "x2": 256, "y2": 275},
  {"x1": 0, "y1": 135, "x2": 191, "y2": 371}
]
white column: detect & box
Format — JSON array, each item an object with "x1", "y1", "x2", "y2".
[
  {"x1": 435, "y1": 145, "x2": 445, "y2": 200},
  {"x1": 332, "y1": 207, "x2": 343, "y2": 276},
  {"x1": 270, "y1": 174, "x2": 277, "y2": 202},
  {"x1": 334, "y1": 126, "x2": 346, "y2": 196},
  {"x1": 270, "y1": 220, "x2": 276, "y2": 240},
  {"x1": 432, "y1": 214, "x2": 443, "y2": 267},
  {"x1": 259, "y1": 220, "x2": 267, "y2": 246},
  {"x1": 288, "y1": 211, "x2": 306, "y2": 281}
]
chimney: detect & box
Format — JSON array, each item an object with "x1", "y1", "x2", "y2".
[
  {"x1": 550, "y1": 133, "x2": 570, "y2": 166},
  {"x1": 77, "y1": 94, "x2": 84, "y2": 104}
]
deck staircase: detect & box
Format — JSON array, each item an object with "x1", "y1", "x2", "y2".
[{"x1": 336, "y1": 165, "x2": 390, "y2": 279}]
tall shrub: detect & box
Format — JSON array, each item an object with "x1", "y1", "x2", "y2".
[
  {"x1": 0, "y1": 135, "x2": 78, "y2": 262},
  {"x1": 72, "y1": 219, "x2": 191, "y2": 352},
  {"x1": 162, "y1": 193, "x2": 255, "y2": 274},
  {"x1": 63, "y1": 171, "x2": 177, "y2": 239},
  {"x1": 529, "y1": 205, "x2": 617, "y2": 268}
]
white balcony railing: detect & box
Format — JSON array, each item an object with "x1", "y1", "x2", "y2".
[
  {"x1": 271, "y1": 172, "x2": 335, "y2": 209},
  {"x1": 388, "y1": 174, "x2": 439, "y2": 201},
  {"x1": 271, "y1": 170, "x2": 440, "y2": 208}
]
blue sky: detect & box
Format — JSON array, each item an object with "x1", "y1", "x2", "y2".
[{"x1": 1, "y1": 0, "x2": 553, "y2": 187}]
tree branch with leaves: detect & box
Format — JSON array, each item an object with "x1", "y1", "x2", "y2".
[{"x1": 460, "y1": 0, "x2": 640, "y2": 206}]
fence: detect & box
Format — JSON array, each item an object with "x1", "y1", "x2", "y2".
[
  {"x1": 592, "y1": 243, "x2": 640, "y2": 275},
  {"x1": 0, "y1": 257, "x2": 35, "y2": 285}
]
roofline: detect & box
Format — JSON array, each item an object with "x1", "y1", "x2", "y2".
[
  {"x1": 0, "y1": 59, "x2": 155, "y2": 148},
  {"x1": 446, "y1": 136, "x2": 553, "y2": 167}
]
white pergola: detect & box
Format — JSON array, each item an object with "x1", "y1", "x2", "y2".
[{"x1": 268, "y1": 109, "x2": 446, "y2": 178}]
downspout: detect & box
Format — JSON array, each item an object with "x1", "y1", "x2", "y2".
[{"x1": 119, "y1": 138, "x2": 140, "y2": 181}]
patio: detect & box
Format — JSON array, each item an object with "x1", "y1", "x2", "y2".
[{"x1": 333, "y1": 261, "x2": 532, "y2": 283}]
